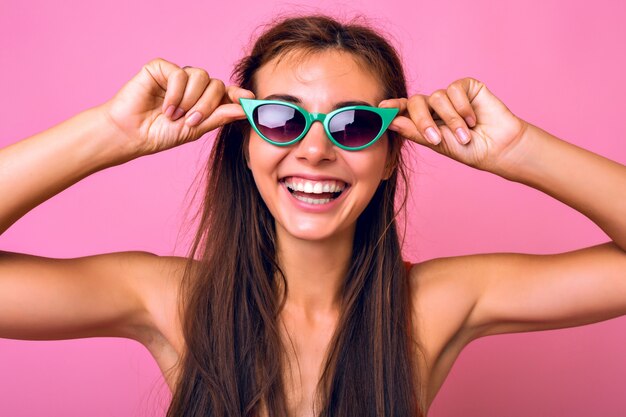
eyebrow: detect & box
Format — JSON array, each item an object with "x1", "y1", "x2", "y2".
[{"x1": 262, "y1": 94, "x2": 375, "y2": 109}]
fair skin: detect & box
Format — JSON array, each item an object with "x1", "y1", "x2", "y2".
[
  {"x1": 248, "y1": 50, "x2": 391, "y2": 316},
  {"x1": 0, "y1": 50, "x2": 625, "y2": 417}
]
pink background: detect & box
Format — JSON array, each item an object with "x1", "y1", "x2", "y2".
[{"x1": 1, "y1": 0, "x2": 625, "y2": 416}]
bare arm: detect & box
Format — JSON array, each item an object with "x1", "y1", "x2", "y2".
[
  {"x1": 396, "y1": 79, "x2": 626, "y2": 352},
  {"x1": 416, "y1": 125, "x2": 626, "y2": 349},
  {"x1": 463, "y1": 124, "x2": 626, "y2": 338},
  {"x1": 0, "y1": 58, "x2": 252, "y2": 400},
  {"x1": 0, "y1": 57, "x2": 251, "y2": 238},
  {"x1": 0, "y1": 106, "x2": 156, "y2": 342},
  {"x1": 413, "y1": 242, "x2": 626, "y2": 348},
  {"x1": 0, "y1": 106, "x2": 135, "y2": 236},
  {"x1": 494, "y1": 122, "x2": 626, "y2": 251},
  {"x1": 0, "y1": 250, "x2": 157, "y2": 342},
  {"x1": 468, "y1": 242, "x2": 626, "y2": 338},
  {"x1": 0, "y1": 58, "x2": 251, "y2": 343}
]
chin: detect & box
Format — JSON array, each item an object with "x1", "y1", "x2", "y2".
[{"x1": 276, "y1": 216, "x2": 354, "y2": 242}]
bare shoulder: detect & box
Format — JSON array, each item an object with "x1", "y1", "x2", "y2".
[
  {"x1": 131, "y1": 253, "x2": 189, "y2": 354},
  {"x1": 0, "y1": 250, "x2": 187, "y2": 347},
  {"x1": 408, "y1": 242, "x2": 626, "y2": 351},
  {"x1": 406, "y1": 255, "x2": 486, "y2": 365},
  {"x1": 405, "y1": 254, "x2": 491, "y2": 405},
  {"x1": 405, "y1": 242, "x2": 626, "y2": 405}
]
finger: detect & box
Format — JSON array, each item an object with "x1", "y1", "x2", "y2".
[
  {"x1": 141, "y1": 57, "x2": 185, "y2": 94},
  {"x1": 378, "y1": 97, "x2": 408, "y2": 114},
  {"x1": 406, "y1": 95, "x2": 443, "y2": 145},
  {"x1": 183, "y1": 78, "x2": 226, "y2": 127},
  {"x1": 160, "y1": 67, "x2": 189, "y2": 118},
  {"x1": 193, "y1": 103, "x2": 248, "y2": 135},
  {"x1": 222, "y1": 85, "x2": 255, "y2": 105},
  {"x1": 171, "y1": 67, "x2": 212, "y2": 120},
  {"x1": 387, "y1": 115, "x2": 435, "y2": 148},
  {"x1": 447, "y1": 80, "x2": 478, "y2": 128},
  {"x1": 427, "y1": 89, "x2": 471, "y2": 145}
]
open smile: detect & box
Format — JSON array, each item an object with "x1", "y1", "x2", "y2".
[{"x1": 278, "y1": 176, "x2": 351, "y2": 209}]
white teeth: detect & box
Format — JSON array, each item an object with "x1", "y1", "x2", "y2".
[
  {"x1": 292, "y1": 194, "x2": 332, "y2": 204},
  {"x1": 283, "y1": 178, "x2": 347, "y2": 194}
]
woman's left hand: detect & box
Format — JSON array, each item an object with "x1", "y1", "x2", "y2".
[{"x1": 380, "y1": 77, "x2": 529, "y2": 173}]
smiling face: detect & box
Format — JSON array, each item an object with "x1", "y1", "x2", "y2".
[{"x1": 246, "y1": 49, "x2": 393, "y2": 242}]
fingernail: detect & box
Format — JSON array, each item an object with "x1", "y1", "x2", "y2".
[
  {"x1": 425, "y1": 127, "x2": 441, "y2": 145},
  {"x1": 172, "y1": 107, "x2": 185, "y2": 120},
  {"x1": 456, "y1": 127, "x2": 470, "y2": 144},
  {"x1": 465, "y1": 116, "x2": 475, "y2": 127},
  {"x1": 164, "y1": 105, "x2": 176, "y2": 118},
  {"x1": 185, "y1": 111, "x2": 202, "y2": 127}
]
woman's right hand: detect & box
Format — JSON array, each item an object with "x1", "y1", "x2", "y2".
[{"x1": 99, "y1": 58, "x2": 254, "y2": 158}]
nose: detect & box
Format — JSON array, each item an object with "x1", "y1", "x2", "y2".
[{"x1": 293, "y1": 120, "x2": 337, "y2": 164}]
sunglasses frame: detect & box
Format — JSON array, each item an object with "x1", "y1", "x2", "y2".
[{"x1": 239, "y1": 98, "x2": 399, "y2": 151}]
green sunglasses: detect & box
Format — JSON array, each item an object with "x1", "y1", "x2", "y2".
[{"x1": 239, "y1": 98, "x2": 399, "y2": 151}]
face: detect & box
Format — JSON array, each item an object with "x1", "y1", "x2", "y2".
[{"x1": 246, "y1": 49, "x2": 392, "y2": 242}]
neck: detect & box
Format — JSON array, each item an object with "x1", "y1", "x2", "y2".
[{"x1": 275, "y1": 223, "x2": 355, "y2": 319}]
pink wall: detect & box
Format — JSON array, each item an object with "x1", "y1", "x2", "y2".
[{"x1": 1, "y1": 0, "x2": 625, "y2": 416}]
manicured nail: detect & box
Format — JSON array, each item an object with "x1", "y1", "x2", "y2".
[
  {"x1": 465, "y1": 116, "x2": 475, "y2": 127},
  {"x1": 172, "y1": 107, "x2": 185, "y2": 120},
  {"x1": 425, "y1": 127, "x2": 441, "y2": 145},
  {"x1": 164, "y1": 105, "x2": 176, "y2": 118},
  {"x1": 185, "y1": 111, "x2": 202, "y2": 127},
  {"x1": 456, "y1": 127, "x2": 470, "y2": 144}
]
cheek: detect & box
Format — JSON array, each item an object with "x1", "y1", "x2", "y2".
[
  {"x1": 352, "y1": 137, "x2": 389, "y2": 181},
  {"x1": 352, "y1": 160, "x2": 385, "y2": 192},
  {"x1": 247, "y1": 133, "x2": 289, "y2": 186},
  {"x1": 248, "y1": 133, "x2": 275, "y2": 170}
]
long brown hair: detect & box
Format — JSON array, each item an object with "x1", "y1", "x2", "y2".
[{"x1": 166, "y1": 14, "x2": 425, "y2": 417}]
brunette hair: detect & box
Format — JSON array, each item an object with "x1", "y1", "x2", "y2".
[{"x1": 166, "y1": 13, "x2": 425, "y2": 417}]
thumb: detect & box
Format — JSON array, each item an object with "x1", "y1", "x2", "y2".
[
  {"x1": 193, "y1": 103, "x2": 248, "y2": 135},
  {"x1": 388, "y1": 115, "x2": 437, "y2": 147}
]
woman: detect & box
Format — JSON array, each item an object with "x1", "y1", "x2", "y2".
[{"x1": 0, "y1": 14, "x2": 625, "y2": 417}]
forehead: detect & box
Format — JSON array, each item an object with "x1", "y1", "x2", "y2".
[{"x1": 252, "y1": 49, "x2": 385, "y2": 107}]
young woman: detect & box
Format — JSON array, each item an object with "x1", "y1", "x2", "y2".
[{"x1": 1, "y1": 14, "x2": 625, "y2": 417}]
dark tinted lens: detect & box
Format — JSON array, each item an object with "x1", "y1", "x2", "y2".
[
  {"x1": 252, "y1": 104, "x2": 306, "y2": 143},
  {"x1": 328, "y1": 109, "x2": 383, "y2": 148}
]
